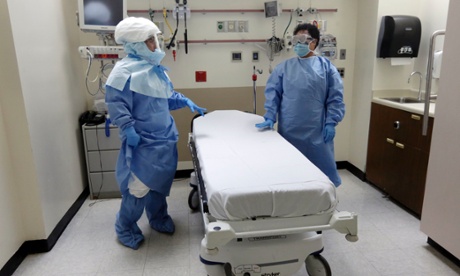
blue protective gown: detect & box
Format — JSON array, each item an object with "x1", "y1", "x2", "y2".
[
  {"x1": 105, "y1": 53, "x2": 187, "y2": 249},
  {"x1": 106, "y1": 57, "x2": 188, "y2": 196},
  {"x1": 263, "y1": 55, "x2": 345, "y2": 186}
]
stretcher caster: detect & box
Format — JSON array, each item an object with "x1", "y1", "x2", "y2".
[
  {"x1": 188, "y1": 172, "x2": 200, "y2": 211},
  {"x1": 188, "y1": 187, "x2": 199, "y2": 211},
  {"x1": 305, "y1": 254, "x2": 331, "y2": 276}
]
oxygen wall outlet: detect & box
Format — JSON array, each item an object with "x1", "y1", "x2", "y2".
[
  {"x1": 227, "y1": 21, "x2": 236, "y2": 32},
  {"x1": 217, "y1": 21, "x2": 226, "y2": 32}
]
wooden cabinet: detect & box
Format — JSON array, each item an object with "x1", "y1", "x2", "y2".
[{"x1": 366, "y1": 103, "x2": 434, "y2": 216}]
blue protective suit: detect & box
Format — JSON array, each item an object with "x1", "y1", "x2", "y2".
[
  {"x1": 105, "y1": 51, "x2": 188, "y2": 249},
  {"x1": 263, "y1": 56, "x2": 345, "y2": 186}
]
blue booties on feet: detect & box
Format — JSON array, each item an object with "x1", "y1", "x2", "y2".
[
  {"x1": 115, "y1": 193, "x2": 145, "y2": 250},
  {"x1": 146, "y1": 190, "x2": 175, "y2": 234}
]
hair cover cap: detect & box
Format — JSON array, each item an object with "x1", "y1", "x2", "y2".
[{"x1": 115, "y1": 17, "x2": 160, "y2": 44}]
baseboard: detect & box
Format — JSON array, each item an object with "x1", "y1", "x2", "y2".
[
  {"x1": 337, "y1": 161, "x2": 366, "y2": 181},
  {"x1": 427, "y1": 237, "x2": 460, "y2": 268},
  {"x1": 0, "y1": 186, "x2": 89, "y2": 276}
]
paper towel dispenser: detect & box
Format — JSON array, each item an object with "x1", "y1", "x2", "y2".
[{"x1": 377, "y1": 15, "x2": 421, "y2": 58}]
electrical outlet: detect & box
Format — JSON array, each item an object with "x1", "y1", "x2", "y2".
[
  {"x1": 252, "y1": 51, "x2": 259, "y2": 61},
  {"x1": 227, "y1": 21, "x2": 236, "y2": 32},
  {"x1": 340, "y1": 49, "x2": 346, "y2": 60},
  {"x1": 232, "y1": 51, "x2": 242, "y2": 62},
  {"x1": 238, "y1": 21, "x2": 248, "y2": 32},
  {"x1": 337, "y1": 68, "x2": 345, "y2": 78}
]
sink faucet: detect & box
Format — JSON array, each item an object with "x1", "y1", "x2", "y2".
[{"x1": 408, "y1": 71, "x2": 423, "y2": 101}]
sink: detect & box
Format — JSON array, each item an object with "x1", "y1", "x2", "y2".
[{"x1": 380, "y1": 97, "x2": 427, "y2": 104}]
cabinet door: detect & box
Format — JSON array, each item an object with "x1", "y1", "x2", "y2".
[
  {"x1": 387, "y1": 144, "x2": 428, "y2": 215},
  {"x1": 366, "y1": 103, "x2": 394, "y2": 190}
]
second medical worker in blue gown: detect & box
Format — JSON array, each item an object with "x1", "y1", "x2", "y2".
[
  {"x1": 256, "y1": 23, "x2": 345, "y2": 186},
  {"x1": 105, "y1": 17, "x2": 206, "y2": 250}
]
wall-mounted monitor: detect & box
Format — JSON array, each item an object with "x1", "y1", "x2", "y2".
[
  {"x1": 78, "y1": 0, "x2": 127, "y2": 33},
  {"x1": 264, "y1": 1, "x2": 281, "y2": 18}
]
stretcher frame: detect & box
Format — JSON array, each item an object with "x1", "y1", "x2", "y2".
[{"x1": 188, "y1": 129, "x2": 358, "y2": 276}]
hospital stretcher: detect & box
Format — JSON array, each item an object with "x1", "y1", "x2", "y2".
[{"x1": 187, "y1": 110, "x2": 358, "y2": 276}]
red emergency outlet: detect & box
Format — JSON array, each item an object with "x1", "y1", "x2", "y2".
[{"x1": 195, "y1": 71, "x2": 207, "y2": 82}]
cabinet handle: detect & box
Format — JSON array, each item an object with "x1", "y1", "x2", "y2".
[
  {"x1": 411, "y1": 114, "x2": 421, "y2": 120},
  {"x1": 395, "y1": 142, "x2": 405, "y2": 149},
  {"x1": 386, "y1": 138, "x2": 395, "y2": 144},
  {"x1": 393, "y1": 121, "x2": 400, "y2": 129}
]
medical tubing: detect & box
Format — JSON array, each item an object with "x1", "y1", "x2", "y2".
[
  {"x1": 84, "y1": 50, "x2": 100, "y2": 96},
  {"x1": 163, "y1": 7, "x2": 174, "y2": 34},
  {"x1": 183, "y1": 0, "x2": 188, "y2": 53},
  {"x1": 283, "y1": 10, "x2": 293, "y2": 38},
  {"x1": 166, "y1": 2, "x2": 180, "y2": 50}
]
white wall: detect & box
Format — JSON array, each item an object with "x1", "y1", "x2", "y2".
[
  {"x1": 347, "y1": 0, "x2": 450, "y2": 172},
  {"x1": 80, "y1": 0, "x2": 359, "y2": 161},
  {"x1": 421, "y1": 0, "x2": 460, "y2": 259},
  {"x1": 0, "y1": 0, "x2": 87, "y2": 267},
  {"x1": 347, "y1": 0, "x2": 379, "y2": 171}
]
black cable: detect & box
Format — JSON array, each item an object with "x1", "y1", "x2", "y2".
[
  {"x1": 166, "y1": 0, "x2": 180, "y2": 49},
  {"x1": 183, "y1": 0, "x2": 188, "y2": 54}
]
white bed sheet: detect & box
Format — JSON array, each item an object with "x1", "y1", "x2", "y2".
[{"x1": 193, "y1": 110, "x2": 337, "y2": 221}]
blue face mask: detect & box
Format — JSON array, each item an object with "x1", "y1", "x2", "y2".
[
  {"x1": 148, "y1": 49, "x2": 166, "y2": 65},
  {"x1": 294, "y1": 43, "x2": 311, "y2": 57},
  {"x1": 124, "y1": 42, "x2": 165, "y2": 65}
]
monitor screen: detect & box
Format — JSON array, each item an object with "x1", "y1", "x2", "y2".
[{"x1": 78, "y1": 0, "x2": 127, "y2": 33}]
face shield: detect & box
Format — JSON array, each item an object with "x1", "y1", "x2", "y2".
[
  {"x1": 115, "y1": 17, "x2": 162, "y2": 46},
  {"x1": 291, "y1": 34, "x2": 315, "y2": 46}
]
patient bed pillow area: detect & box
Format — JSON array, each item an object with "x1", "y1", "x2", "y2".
[{"x1": 192, "y1": 110, "x2": 337, "y2": 221}]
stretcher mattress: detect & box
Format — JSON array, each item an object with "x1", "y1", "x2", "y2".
[{"x1": 193, "y1": 110, "x2": 337, "y2": 221}]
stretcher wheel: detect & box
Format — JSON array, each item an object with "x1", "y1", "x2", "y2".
[
  {"x1": 188, "y1": 188, "x2": 200, "y2": 211},
  {"x1": 305, "y1": 254, "x2": 331, "y2": 276}
]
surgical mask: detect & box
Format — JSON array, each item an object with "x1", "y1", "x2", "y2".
[
  {"x1": 148, "y1": 49, "x2": 165, "y2": 65},
  {"x1": 294, "y1": 43, "x2": 311, "y2": 57},
  {"x1": 124, "y1": 42, "x2": 165, "y2": 65}
]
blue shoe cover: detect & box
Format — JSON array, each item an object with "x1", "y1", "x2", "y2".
[
  {"x1": 151, "y1": 215, "x2": 175, "y2": 234},
  {"x1": 115, "y1": 217, "x2": 144, "y2": 249}
]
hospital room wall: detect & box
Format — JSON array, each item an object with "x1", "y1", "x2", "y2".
[
  {"x1": 421, "y1": 0, "x2": 460, "y2": 259},
  {"x1": 0, "y1": 0, "x2": 88, "y2": 268},
  {"x1": 80, "y1": 0, "x2": 359, "y2": 167},
  {"x1": 347, "y1": 0, "x2": 450, "y2": 172}
]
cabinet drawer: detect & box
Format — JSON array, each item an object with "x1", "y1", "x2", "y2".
[
  {"x1": 87, "y1": 150, "x2": 119, "y2": 172},
  {"x1": 84, "y1": 128, "x2": 121, "y2": 150},
  {"x1": 89, "y1": 172, "x2": 121, "y2": 199}
]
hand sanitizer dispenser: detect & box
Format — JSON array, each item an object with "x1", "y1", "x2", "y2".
[{"x1": 377, "y1": 15, "x2": 421, "y2": 58}]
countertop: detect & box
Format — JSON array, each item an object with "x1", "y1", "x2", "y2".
[{"x1": 372, "y1": 90, "x2": 436, "y2": 117}]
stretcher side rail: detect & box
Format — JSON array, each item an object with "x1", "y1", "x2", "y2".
[
  {"x1": 188, "y1": 133, "x2": 209, "y2": 213},
  {"x1": 202, "y1": 210, "x2": 358, "y2": 249}
]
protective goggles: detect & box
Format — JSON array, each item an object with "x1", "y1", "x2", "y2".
[{"x1": 291, "y1": 34, "x2": 315, "y2": 45}]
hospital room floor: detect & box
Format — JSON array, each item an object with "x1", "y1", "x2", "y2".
[{"x1": 13, "y1": 170, "x2": 460, "y2": 276}]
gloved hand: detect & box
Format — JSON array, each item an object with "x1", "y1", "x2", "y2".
[
  {"x1": 255, "y1": 119, "x2": 274, "y2": 130},
  {"x1": 186, "y1": 99, "x2": 206, "y2": 116},
  {"x1": 323, "y1": 124, "x2": 336, "y2": 143},
  {"x1": 124, "y1": 126, "x2": 140, "y2": 148}
]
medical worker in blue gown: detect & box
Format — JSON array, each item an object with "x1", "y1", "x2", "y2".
[
  {"x1": 255, "y1": 23, "x2": 345, "y2": 187},
  {"x1": 105, "y1": 17, "x2": 206, "y2": 250}
]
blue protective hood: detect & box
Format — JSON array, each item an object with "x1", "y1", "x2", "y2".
[{"x1": 106, "y1": 42, "x2": 172, "y2": 99}]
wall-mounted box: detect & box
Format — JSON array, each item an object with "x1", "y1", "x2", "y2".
[{"x1": 377, "y1": 15, "x2": 421, "y2": 58}]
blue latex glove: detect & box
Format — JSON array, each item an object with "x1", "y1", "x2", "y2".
[
  {"x1": 186, "y1": 99, "x2": 206, "y2": 116},
  {"x1": 124, "y1": 126, "x2": 140, "y2": 148},
  {"x1": 255, "y1": 119, "x2": 274, "y2": 130},
  {"x1": 323, "y1": 124, "x2": 336, "y2": 143}
]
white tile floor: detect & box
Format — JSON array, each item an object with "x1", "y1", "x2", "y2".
[{"x1": 12, "y1": 170, "x2": 460, "y2": 276}]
